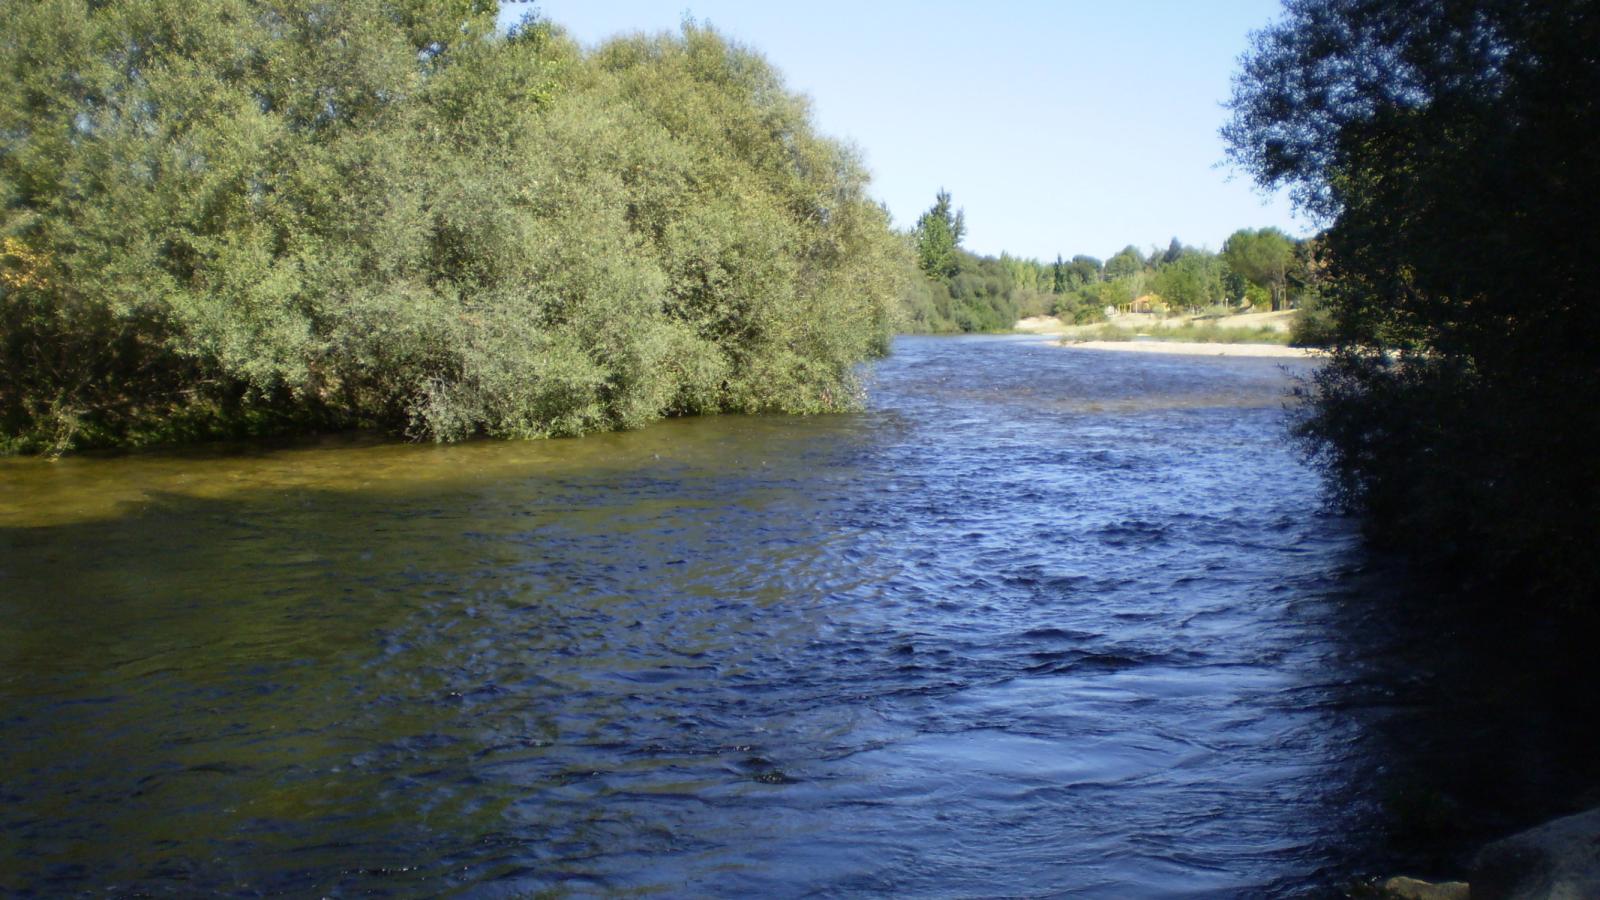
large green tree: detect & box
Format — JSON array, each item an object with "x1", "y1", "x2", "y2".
[
  {"x1": 0, "y1": 3, "x2": 905, "y2": 453},
  {"x1": 1221, "y1": 227, "x2": 1295, "y2": 310},
  {"x1": 1226, "y1": 0, "x2": 1600, "y2": 606},
  {"x1": 1153, "y1": 251, "x2": 1223, "y2": 314}
]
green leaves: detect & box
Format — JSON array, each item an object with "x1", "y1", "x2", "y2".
[
  {"x1": 1152, "y1": 252, "x2": 1224, "y2": 314},
  {"x1": 1, "y1": 6, "x2": 901, "y2": 452},
  {"x1": 913, "y1": 189, "x2": 965, "y2": 281},
  {"x1": 1220, "y1": 227, "x2": 1294, "y2": 310}
]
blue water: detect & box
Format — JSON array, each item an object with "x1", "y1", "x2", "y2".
[{"x1": 2, "y1": 336, "x2": 1472, "y2": 896}]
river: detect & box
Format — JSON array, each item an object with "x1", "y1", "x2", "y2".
[{"x1": 0, "y1": 335, "x2": 1586, "y2": 896}]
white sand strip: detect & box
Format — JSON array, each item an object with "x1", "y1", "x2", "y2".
[{"x1": 1060, "y1": 340, "x2": 1320, "y2": 358}]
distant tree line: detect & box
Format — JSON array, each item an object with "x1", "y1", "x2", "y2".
[
  {"x1": 899, "y1": 191, "x2": 1315, "y2": 336},
  {"x1": 1227, "y1": 0, "x2": 1600, "y2": 610},
  {"x1": 0, "y1": 1, "x2": 906, "y2": 454}
]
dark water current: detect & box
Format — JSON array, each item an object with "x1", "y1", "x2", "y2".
[{"x1": 1, "y1": 336, "x2": 1586, "y2": 897}]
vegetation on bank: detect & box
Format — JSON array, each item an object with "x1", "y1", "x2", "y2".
[
  {"x1": 1227, "y1": 0, "x2": 1600, "y2": 609},
  {"x1": 0, "y1": 1, "x2": 906, "y2": 455},
  {"x1": 898, "y1": 189, "x2": 1318, "y2": 339},
  {"x1": 1066, "y1": 321, "x2": 1293, "y2": 346}
]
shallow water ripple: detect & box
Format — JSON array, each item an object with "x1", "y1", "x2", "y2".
[{"x1": 2, "y1": 336, "x2": 1391, "y2": 897}]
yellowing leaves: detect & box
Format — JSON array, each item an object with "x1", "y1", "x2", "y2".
[{"x1": 0, "y1": 237, "x2": 50, "y2": 289}]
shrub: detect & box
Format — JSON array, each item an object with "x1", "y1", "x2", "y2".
[{"x1": 0, "y1": 3, "x2": 903, "y2": 453}]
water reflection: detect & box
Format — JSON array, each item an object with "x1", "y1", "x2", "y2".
[{"x1": 6, "y1": 336, "x2": 1581, "y2": 896}]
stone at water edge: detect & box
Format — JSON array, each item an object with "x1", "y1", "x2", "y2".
[
  {"x1": 1380, "y1": 875, "x2": 1471, "y2": 899},
  {"x1": 1470, "y1": 805, "x2": 1600, "y2": 899}
]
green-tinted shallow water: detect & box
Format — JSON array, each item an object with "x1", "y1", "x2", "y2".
[{"x1": 1, "y1": 336, "x2": 1591, "y2": 896}]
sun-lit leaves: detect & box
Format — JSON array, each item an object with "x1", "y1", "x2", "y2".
[{"x1": 0, "y1": 4, "x2": 902, "y2": 454}]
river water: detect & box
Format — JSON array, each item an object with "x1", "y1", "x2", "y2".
[{"x1": 0, "y1": 336, "x2": 1581, "y2": 896}]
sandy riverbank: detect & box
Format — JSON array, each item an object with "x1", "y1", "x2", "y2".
[
  {"x1": 1016, "y1": 310, "x2": 1300, "y2": 335},
  {"x1": 1013, "y1": 311, "x2": 1319, "y2": 357},
  {"x1": 1060, "y1": 340, "x2": 1320, "y2": 358}
]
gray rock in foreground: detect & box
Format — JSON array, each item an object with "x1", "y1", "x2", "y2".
[{"x1": 1471, "y1": 806, "x2": 1600, "y2": 899}]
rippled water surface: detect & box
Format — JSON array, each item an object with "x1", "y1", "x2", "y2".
[{"x1": 0, "y1": 336, "x2": 1465, "y2": 896}]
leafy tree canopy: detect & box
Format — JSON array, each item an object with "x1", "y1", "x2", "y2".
[
  {"x1": 1104, "y1": 245, "x2": 1145, "y2": 280},
  {"x1": 1153, "y1": 252, "x2": 1224, "y2": 314},
  {"x1": 1226, "y1": 0, "x2": 1600, "y2": 606},
  {"x1": 1221, "y1": 227, "x2": 1296, "y2": 310},
  {"x1": 912, "y1": 189, "x2": 966, "y2": 281},
  {"x1": 0, "y1": 2, "x2": 906, "y2": 453}
]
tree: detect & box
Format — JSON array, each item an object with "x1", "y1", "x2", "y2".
[
  {"x1": 1153, "y1": 251, "x2": 1223, "y2": 314},
  {"x1": 1225, "y1": 0, "x2": 1600, "y2": 606},
  {"x1": 1219, "y1": 260, "x2": 1249, "y2": 306},
  {"x1": 1221, "y1": 227, "x2": 1295, "y2": 310},
  {"x1": 1068, "y1": 255, "x2": 1102, "y2": 286},
  {"x1": 0, "y1": 5, "x2": 905, "y2": 452},
  {"x1": 1104, "y1": 245, "x2": 1145, "y2": 280},
  {"x1": 998, "y1": 252, "x2": 1048, "y2": 295},
  {"x1": 912, "y1": 189, "x2": 965, "y2": 281}
]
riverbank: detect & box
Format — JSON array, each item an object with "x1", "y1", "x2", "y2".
[
  {"x1": 1018, "y1": 309, "x2": 1298, "y2": 335},
  {"x1": 1060, "y1": 339, "x2": 1319, "y2": 358},
  {"x1": 1013, "y1": 310, "x2": 1317, "y2": 358}
]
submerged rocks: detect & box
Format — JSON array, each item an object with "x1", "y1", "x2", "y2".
[{"x1": 1470, "y1": 806, "x2": 1600, "y2": 899}]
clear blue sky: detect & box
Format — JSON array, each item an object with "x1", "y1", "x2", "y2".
[{"x1": 497, "y1": 1, "x2": 1305, "y2": 262}]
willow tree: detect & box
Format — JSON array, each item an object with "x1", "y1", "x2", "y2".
[{"x1": 0, "y1": 2, "x2": 905, "y2": 453}]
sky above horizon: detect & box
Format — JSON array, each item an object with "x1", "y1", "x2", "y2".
[{"x1": 497, "y1": 1, "x2": 1308, "y2": 262}]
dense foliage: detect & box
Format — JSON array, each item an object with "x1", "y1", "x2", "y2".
[
  {"x1": 898, "y1": 191, "x2": 1312, "y2": 335},
  {"x1": 1220, "y1": 227, "x2": 1295, "y2": 311},
  {"x1": 1227, "y1": 0, "x2": 1600, "y2": 606},
  {"x1": 901, "y1": 248, "x2": 1056, "y2": 333},
  {"x1": 0, "y1": 1, "x2": 904, "y2": 454},
  {"x1": 912, "y1": 189, "x2": 964, "y2": 282}
]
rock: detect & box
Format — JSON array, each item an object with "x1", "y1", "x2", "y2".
[
  {"x1": 1471, "y1": 806, "x2": 1600, "y2": 899},
  {"x1": 1381, "y1": 875, "x2": 1471, "y2": 899}
]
